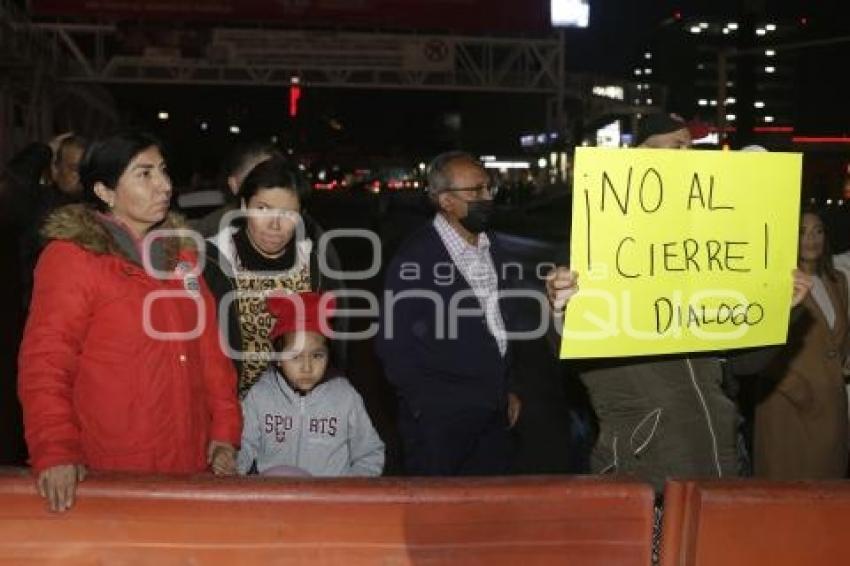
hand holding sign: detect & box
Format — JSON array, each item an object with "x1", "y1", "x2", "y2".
[
  {"x1": 545, "y1": 266, "x2": 579, "y2": 315},
  {"x1": 791, "y1": 268, "x2": 813, "y2": 308}
]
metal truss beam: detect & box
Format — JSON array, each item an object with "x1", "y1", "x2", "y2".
[
  {"x1": 10, "y1": 20, "x2": 661, "y2": 144},
  {"x1": 35, "y1": 25, "x2": 566, "y2": 95}
]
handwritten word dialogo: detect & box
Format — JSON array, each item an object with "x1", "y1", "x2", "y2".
[{"x1": 561, "y1": 147, "x2": 802, "y2": 359}]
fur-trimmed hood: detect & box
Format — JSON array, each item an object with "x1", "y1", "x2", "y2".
[{"x1": 41, "y1": 204, "x2": 195, "y2": 269}]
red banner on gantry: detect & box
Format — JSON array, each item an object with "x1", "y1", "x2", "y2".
[{"x1": 27, "y1": 0, "x2": 552, "y2": 35}]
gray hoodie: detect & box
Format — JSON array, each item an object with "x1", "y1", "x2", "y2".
[{"x1": 237, "y1": 368, "x2": 384, "y2": 476}]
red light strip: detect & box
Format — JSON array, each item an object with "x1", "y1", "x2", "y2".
[
  {"x1": 792, "y1": 136, "x2": 850, "y2": 144},
  {"x1": 708, "y1": 126, "x2": 794, "y2": 134},
  {"x1": 753, "y1": 126, "x2": 794, "y2": 133},
  {"x1": 709, "y1": 126, "x2": 794, "y2": 134},
  {"x1": 289, "y1": 85, "x2": 302, "y2": 118}
]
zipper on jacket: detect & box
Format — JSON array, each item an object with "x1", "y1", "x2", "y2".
[
  {"x1": 685, "y1": 358, "x2": 722, "y2": 477},
  {"x1": 295, "y1": 396, "x2": 306, "y2": 468}
]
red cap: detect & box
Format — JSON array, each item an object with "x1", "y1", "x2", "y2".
[{"x1": 267, "y1": 291, "x2": 336, "y2": 341}]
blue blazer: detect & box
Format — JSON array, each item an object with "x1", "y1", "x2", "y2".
[{"x1": 376, "y1": 223, "x2": 526, "y2": 415}]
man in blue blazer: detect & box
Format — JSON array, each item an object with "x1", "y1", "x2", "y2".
[{"x1": 376, "y1": 151, "x2": 524, "y2": 475}]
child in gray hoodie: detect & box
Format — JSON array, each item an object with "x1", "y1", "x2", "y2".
[{"x1": 237, "y1": 292, "x2": 384, "y2": 476}]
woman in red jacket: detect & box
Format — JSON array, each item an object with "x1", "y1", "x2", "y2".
[{"x1": 18, "y1": 132, "x2": 242, "y2": 512}]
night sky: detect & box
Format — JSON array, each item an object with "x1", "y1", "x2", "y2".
[{"x1": 20, "y1": 0, "x2": 850, "y2": 173}]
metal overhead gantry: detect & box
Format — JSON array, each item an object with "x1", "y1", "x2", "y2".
[
  {"x1": 46, "y1": 26, "x2": 564, "y2": 93},
  {"x1": 4, "y1": 10, "x2": 653, "y2": 154},
  {"x1": 36, "y1": 23, "x2": 571, "y2": 134}
]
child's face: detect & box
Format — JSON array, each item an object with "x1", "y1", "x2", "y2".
[{"x1": 277, "y1": 331, "x2": 329, "y2": 393}]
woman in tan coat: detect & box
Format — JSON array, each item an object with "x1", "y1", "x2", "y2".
[{"x1": 755, "y1": 209, "x2": 848, "y2": 479}]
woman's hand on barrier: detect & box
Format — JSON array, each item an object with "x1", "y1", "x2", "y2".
[
  {"x1": 37, "y1": 463, "x2": 86, "y2": 513},
  {"x1": 208, "y1": 440, "x2": 237, "y2": 476},
  {"x1": 545, "y1": 266, "x2": 579, "y2": 316}
]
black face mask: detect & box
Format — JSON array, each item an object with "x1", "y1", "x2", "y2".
[{"x1": 460, "y1": 199, "x2": 495, "y2": 234}]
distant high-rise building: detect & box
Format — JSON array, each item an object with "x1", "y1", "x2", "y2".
[{"x1": 633, "y1": 14, "x2": 810, "y2": 147}]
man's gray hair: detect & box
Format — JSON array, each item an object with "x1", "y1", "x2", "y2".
[{"x1": 426, "y1": 150, "x2": 480, "y2": 204}]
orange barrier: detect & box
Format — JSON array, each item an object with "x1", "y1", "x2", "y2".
[
  {"x1": 0, "y1": 468, "x2": 654, "y2": 565},
  {"x1": 660, "y1": 479, "x2": 850, "y2": 566}
]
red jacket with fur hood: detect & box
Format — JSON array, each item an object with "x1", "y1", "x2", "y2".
[{"x1": 19, "y1": 205, "x2": 242, "y2": 473}]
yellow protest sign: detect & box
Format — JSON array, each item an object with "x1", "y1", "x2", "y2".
[{"x1": 560, "y1": 147, "x2": 802, "y2": 359}]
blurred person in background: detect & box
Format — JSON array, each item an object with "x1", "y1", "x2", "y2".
[
  {"x1": 5, "y1": 133, "x2": 87, "y2": 310},
  {"x1": 755, "y1": 208, "x2": 849, "y2": 479},
  {"x1": 190, "y1": 142, "x2": 279, "y2": 238}
]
